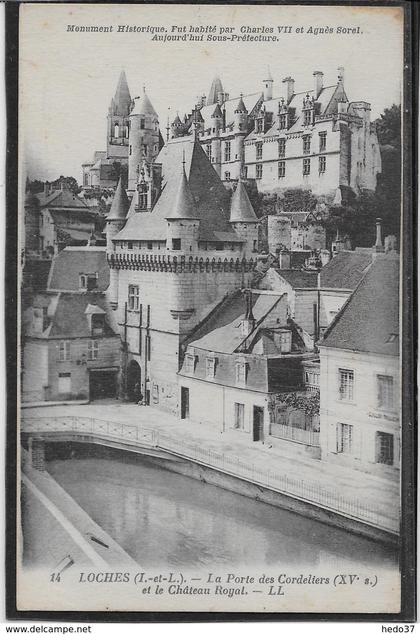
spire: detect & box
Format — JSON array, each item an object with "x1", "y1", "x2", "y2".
[
  {"x1": 234, "y1": 94, "x2": 248, "y2": 114},
  {"x1": 131, "y1": 87, "x2": 158, "y2": 117},
  {"x1": 165, "y1": 166, "x2": 199, "y2": 220},
  {"x1": 264, "y1": 66, "x2": 273, "y2": 82},
  {"x1": 207, "y1": 75, "x2": 224, "y2": 105},
  {"x1": 211, "y1": 103, "x2": 223, "y2": 118},
  {"x1": 230, "y1": 180, "x2": 258, "y2": 223},
  {"x1": 112, "y1": 70, "x2": 132, "y2": 116},
  {"x1": 107, "y1": 178, "x2": 130, "y2": 220}
]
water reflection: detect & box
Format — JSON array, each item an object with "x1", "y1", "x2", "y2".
[{"x1": 47, "y1": 445, "x2": 398, "y2": 570}]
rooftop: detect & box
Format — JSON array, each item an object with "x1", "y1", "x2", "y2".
[{"x1": 320, "y1": 255, "x2": 399, "y2": 356}]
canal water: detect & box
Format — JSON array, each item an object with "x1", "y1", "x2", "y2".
[{"x1": 45, "y1": 445, "x2": 398, "y2": 571}]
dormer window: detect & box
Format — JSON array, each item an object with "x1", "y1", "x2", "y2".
[
  {"x1": 79, "y1": 273, "x2": 98, "y2": 291},
  {"x1": 33, "y1": 306, "x2": 48, "y2": 333},
  {"x1": 256, "y1": 118, "x2": 263, "y2": 134},
  {"x1": 205, "y1": 356, "x2": 216, "y2": 380},
  {"x1": 185, "y1": 351, "x2": 196, "y2": 374},
  {"x1": 303, "y1": 108, "x2": 313, "y2": 126},
  {"x1": 235, "y1": 359, "x2": 247, "y2": 386},
  {"x1": 91, "y1": 314, "x2": 104, "y2": 336},
  {"x1": 279, "y1": 113, "x2": 287, "y2": 130}
]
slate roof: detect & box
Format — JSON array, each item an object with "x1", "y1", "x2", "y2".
[
  {"x1": 275, "y1": 269, "x2": 318, "y2": 289},
  {"x1": 131, "y1": 88, "x2": 158, "y2": 117},
  {"x1": 260, "y1": 82, "x2": 347, "y2": 139},
  {"x1": 320, "y1": 250, "x2": 372, "y2": 289},
  {"x1": 30, "y1": 291, "x2": 117, "y2": 339},
  {"x1": 166, "y1": 168, "x2": 199, "y2": 219},
  {"x1": 320, "y1": 255, "x2": 399, "y2": 356},
  {"x1": 200, "y1": 92, "x2": 263, "y2": 132},
  {"x1": 48, "y1": 247, "x2": 109, "y2": 291},
  {"x1": 190, "y1": 290, "x2": 285, "y2": 354},
  {"x1": 35, "y1": 189, "x2": 89, "y2": 209},
  {"x1": 115, "y1": 138, "x2": 243, "y2": 242},
  {"x1": 107, "y1": 178, "x2": 130, "y2": 220},
  {"x1": 230, "y1": 180, "x2": 258, "y2": 223}
]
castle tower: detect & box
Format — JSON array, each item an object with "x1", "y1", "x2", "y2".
[
  {"x1": 207, "y1": 76, "x2": 225, "y2": 106},
  {"x1": 105, "y1": 178, "x2": 130, "y2": 308},
  {"x1": 128, "y1": 87, "x2": 160, "y2": 191},
  {"x1": 233, "y1": 96, "x2": 248, "y2": 175},
  {"x1": 165, "y1": 163, "x2": 200, "y2": 254},
  {"x1": 263, "y1": 67, "x2": 273, "y2": 101},
  {"x1": 229, "y1": 179, "x2": 259, "y2": 257},
  {"x1": 107, "y1": 70, "x2": 132, "y2": 158}
]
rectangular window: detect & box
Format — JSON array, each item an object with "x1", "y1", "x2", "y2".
[
  {"x1": 224, "y1": 141, "x2": 231, "y2": 162},
  {"x1": 59, "y1": 340, "x2": 71, "y2": 361},
  {"x1": 127, "y1": 242, "x2": 133, "y2": 250},
  {"x1": 128, "y1": 285, "x2": 140, "y2": 311},
  {"x1": 303, "y1": 158, "x2": 311, "y2": 176},
  {"x1": 91, "y1": 314, "x2": 104, "y2": 336},
  {"x1": 375, "y1": 432, "x2": 394, "y2": 466},
  {"x1": 256, "y1": 142, "x2": 263, "y2": 160},
  {"x1": 278, "y1": 138, "x2": 286, "y2": 158},
  {"x1": 172, "y1": 238, "x2": 181, "y2": 250},
  {"x1": 256, "y1": 163, "x2": 263, "y2": 179},
  {"x1": 278, "y1": 160, "x2": 286, "y2": 178},
  {"x1": 319, "y1": 131, "x2": 327, "y2": 152},
  {"x1": 205, "y1": 357, "x2": 216, "y2": 379},
  {"x1": 303, "y1": 135, "x2": 311, "y2": 154},
  {"x1": 279, "y1": 331, "x2": 292, "y2": 353},
  {"x1": 140, "y1": 118, "x2": 145, "y2": 130},
  {"x1": 185, "y1": 353, "x2": 195, "y2": 374},
  {"x1": 337, "y1": 423, "x2": 353, "y2": 453},
  {"x1": 224, "y1": 171, "x2": 231, "y2": 181},
  {"x1": 377, "y1": 375, "x2": 394, "y2": 410},
  {"x1": 279, "y1": 114, "x2": 287, "y2": 130},
  {"x1": 147, "y1": 241, "x2": 153, "y2": 250},
  {"x1": 87, "y1": 340, "x2": 99, "y2": 360},
  {"x1": 235, "y1": 362, "x2": 246, "y2": 386},
  {"x1": 234, "y1": 403, "x2": 245, "y2": 430},
  {"x1": 303, "y1": 109, "x2": 312, "y2": 126},
  {"x1": 58, "y1": 372, "x2": 71, "y2": 394},
  {"x1": 256, "y1": 118, "x2": 263, "y2": 133},
  {"x1": 339, "y1": 368, "x2": 354, "y2": 401},
  {"x1": 206, "y1": 144, "x2": 212, "y2": 160},
  {"x1": 79, "y1": 273, "x2": 98, "y2": 291},
  {"x1": 319, "y1": 156, "x2": 326, "y2": 173},
  {"x1": 243, "y1": 166, "x2": 248, "y2": 179},
  {"x1": 141, "y1": 144, "x2": 148, "y2": 158}
]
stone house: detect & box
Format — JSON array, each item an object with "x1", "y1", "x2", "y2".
[
  {"x1": 318, "y1": 254, "x2": 400, "y2": 479},
  {"x1": 178, "y1": 289, "x2": 320, "y2": 453}
]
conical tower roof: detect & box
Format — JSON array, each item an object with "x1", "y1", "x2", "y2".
[
  {"x1": 211, "y1": 103, "x2": 223, "y2": 118},
  {"x1": 107, "y1": 178, "x2": 130, "y2": 221},
  {"x1": 207, "y1": 76, "x2": 224, "y2": 105},
  {"x1": 234, "y1": 95, "x2": 248, "y2": 114},
  {"x1": 230, "y1": 180, "x2": 258, "y2": 223},
  {"x1": 172, "y1": 113, "x2": 182, "y2": 126},
  {"x1": 112, "y1": 70, "x2": 132, "y2": 116},
  {"x1": 165, "y1": 166, "x2": 199, "y2": 220},
  {"x1": 131, "y1": 87, "x2": 158, "y2": 117}
]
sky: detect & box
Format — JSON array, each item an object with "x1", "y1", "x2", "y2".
[{"x1": 19, "y1": 3, "x2": 403, "y2": 183}]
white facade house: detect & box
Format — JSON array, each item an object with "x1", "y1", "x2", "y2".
[{"x1": 318, "y1": 254, "x2": 400, "y2": 479}]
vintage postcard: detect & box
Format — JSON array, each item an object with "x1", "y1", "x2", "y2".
[{"x1": 11, "y1": 0, "x2": 414, "y2": 619}]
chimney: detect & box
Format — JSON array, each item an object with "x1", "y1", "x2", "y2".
[
  {"x1": 374, "y1": 217, "x2": 384, "y2": 252},
  {"x1": 337, "y1": 66, "x2": 345, "y2": 85},
  {"x1": 282, "y1": 76, "x2": 295, "y2": 103},
  {"x1": 241, "y1": 289, "x2": 255, "y2": 337},
  {"x1": 313, "y1": 71, "x2": 324, "y2": 99},
  {"x1": 44, "y1": 181, "x2": 50, "y2": 196},
  {"x1": 278, "y1": 250, "x2": 291, "y2": 269}
]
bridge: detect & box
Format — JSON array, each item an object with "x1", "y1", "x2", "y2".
[{"x1": 21, "y1": 414, "x2": 399, "y2": 538}]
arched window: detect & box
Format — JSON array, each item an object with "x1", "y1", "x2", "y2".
[{"x1": 114, "y1": 123, "x2": 120, "y2": 138}]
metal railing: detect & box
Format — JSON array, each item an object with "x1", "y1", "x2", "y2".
[
  {"x1": 21, "y1": 415, "x2": 399, "y2": 534},
  {"x1": 269, "y1": 422, "x2": 320, "y2": 447}
]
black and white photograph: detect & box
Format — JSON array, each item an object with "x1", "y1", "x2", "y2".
[{"x1": 13, "y1": 1, "x2": 414, "y2": 619}]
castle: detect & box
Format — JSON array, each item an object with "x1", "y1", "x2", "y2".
[{"x1": 170, "y1": 68, "x2": 382, "y2": 201}]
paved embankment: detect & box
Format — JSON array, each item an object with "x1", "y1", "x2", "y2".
[{"x1": 22, "y1": 400, "x2": 400, "y2": 539}]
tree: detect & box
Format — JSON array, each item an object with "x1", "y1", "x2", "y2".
[{"x1": 375, "y1": 104, "x2": 401, "y2": 240}]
